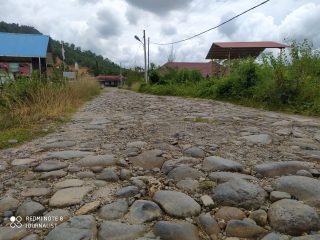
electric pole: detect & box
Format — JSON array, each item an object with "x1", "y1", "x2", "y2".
[
  {"x1": 148, "y1": 37, "x2": 150, "y2": 82},
  {"x1": 120, "y1": 62, "x2": 123, "y2": 86},
  {"x1": 143, "y1": 30, "x2": 147, "y2": 84}
]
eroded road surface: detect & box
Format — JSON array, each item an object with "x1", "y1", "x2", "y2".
[{"x1": 1, "y1": 89, "x2": 320, "y2": 240}]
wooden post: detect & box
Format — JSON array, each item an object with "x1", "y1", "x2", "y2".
[
  {"x1": 39, "y1": 57, "x2": 41, "y2": 80},
  {"x1": 228, "y1": 49, "x2": 231, "y2": 74},
  {"x1": 143, "y1": 30, "x2": 147, "y2": 84},
  {"x1": 148, "y1": 37, "x2": 150, "y2": 82}
]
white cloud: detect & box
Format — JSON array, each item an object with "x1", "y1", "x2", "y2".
[
  {"x1": 77, "y1": 0, "x2": 100, "y2": 4},
  {"x1": 218, "y1": 11, "x2": 239, "y2": 38},
  {"x1": 279, "y1": 3, "x2": 320, "y2": 47},
  {"x1": 96, "y1": 9, "x2": 123, "y2": 38},
  {"x1": 125, "y1": 8, "x2": 141, "y2": 25},
  {"x1": 0, "y1": 0, "x2": 319, "y2": 66},
  {"x1": 125, "y1": 0, "x2": 194, "y2": 16},
  {"x1": 161, "y1": 25, "x2": 177, "y2": 36}
]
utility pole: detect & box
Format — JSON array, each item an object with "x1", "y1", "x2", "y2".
[
  {"x1": 119, "y1": 62, "x2": 123, "y2": 87},
  {"x1": 148, "y1": 37, "x2": 150, "y2": 82},
  {"x1": 143, "y1": 30, "x2": 147, "y2": 84},
  {"x1": 134, "y1": 30, "x2": 148, "y2": 84}
]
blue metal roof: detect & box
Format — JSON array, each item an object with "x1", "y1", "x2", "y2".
[{"x1": 0, "y1": 32, "x2": 49, "y2": 58}]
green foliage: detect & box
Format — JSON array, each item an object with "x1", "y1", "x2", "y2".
[
  {"x1": 199, "y1": 180, "x2": 217, "y2": 190},
  {"x1": 50, "y1": 39, "x2": 120, "y2": 75},
  {"x1": 140, "y1": 40, "x2": 320, "y2": 116},
  {"x1": 0, "y1": 21, "x2": 120, "y2": 75},
  {"x1": 0, "y1": 21, "x2": 40, "y2": 34},
  {"x1": 139, "y1": 81, "x2": 210, "y2": 98},
  {"x1": 0, "y1": 127, "x2": 54, "y2": 149},
  {"x1": 123, "y1": 69, "x2": 144, "y2": 89},
  {"x1": 0, "y1": 74, "x2": 100, "y2": 148},
  {"x1": 147, "y1": 66, "x2": 204, "y2": 85},
  {"x1": 214, "y1": 58, "x2": 260, "y2": 99},
  {"x1": 149, "y1": 69, "x2": 161, "y2": 84},
  {"x1": 159, "y1": 67, "x2": 204, "y2": 84},
  {"x1": 0, "y1": 75, "x2": 100, "y2": 126}
]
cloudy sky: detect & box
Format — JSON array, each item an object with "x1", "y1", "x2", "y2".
[{"x1": 1, "y1": 0, "x2": 319, "y2": 67}]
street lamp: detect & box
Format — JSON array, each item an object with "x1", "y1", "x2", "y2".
[
  {"x1": 134, "y1": 30, "x2": 148, "y2": 84},
  {"x1": 134, "y1": 35, "x2": 142, "y2": 43}
]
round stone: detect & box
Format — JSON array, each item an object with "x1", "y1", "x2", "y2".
[
  {"x1": 11, "y1": 158, "x2": 38, "y2": 166},
  {"x1": 115, "y1": 186, "x2": 139, "y2": 198},
  {"x1": 215, "y1": 207, "x2": 246, "y2": 221},
  {"x1": 16, "y1": 201, "x2": 45, "y2": 219},
  {"x1": 34, "y1": 160, "x2": 68, "y2": 172},
  {"x1": 296, "y1": 170, "x2": 313, "y2": 178},
  {"x1": 272, "y1": 176, "x2": 320, "y2": 207},
  {"x1": 212, "y1": 180, "x2": 267, "y2": 210},
  {"x1": 153, "y1": 190, "x2": 201, "y2": 218},
  {"x1": 270, "y1": 191, "x2": 291, "y2": 202},
  {"x1": 203, "y1": 156, "x2": 242, "y2": 172},
  {"x1": 98, "y1": 199, "x2": 128, "y2": 220},
  {"x1": 120, "y1": 169, "x2": 131, "y2": 180},
  {"x1": 176, "y1": 179, "x2": 199, "y2": 193},
  {"x1": 129, "y1": 149, "x2": 165, "y2": 170},
  {"x1": 183, "y1": 146, "x2": 205, "y2": 158},
  {"x1": 167, "y1": 166, "x2": 203, "y2": 182},
  {"x1": 268, "y1": 199, "x2": 320, "y2": 235},
  {"x1": 255, "y1": 161, "x2": 309, "y2": 177},
  {"x1": 77, "y1": 155, "x2": 117, "y2": 167},
  {"x1": 248, "y1": 210, "x2": 268, "y2": 226},
  {"x1": 42, "y1": 141, "x2": 76, "y2": 150},
  {"x1": 21, "y1": 188, "x2": 51, "y2": 197},
  {"x1": 49, "y1": 187, "x2": 93, "y2": 207},
  {"x1": 226, "y1": 220, "x2": 267, "y2": 238},
  {"x1": 98, "y1": 221, "x2": 146, "y2": 240},
  {"x1": 96, "y1": 168, "x2": 119, "y2": 182},
  {"x1": 0, "y1": 197, "x2": 19, "y2": 215},
  {"x1": 127, "y1": 200, "x2": 162, "y2": 224},
  {"x1": 54, "y1": 179, "x2": 84, "y2": 189},
  {"x1": 198, "y1": 213, "x2": 220, "y2": 236},
  {"x1": 153, "y1": 221, "x2": 200, "y2": 240}
]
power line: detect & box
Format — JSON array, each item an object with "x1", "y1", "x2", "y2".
[{"x1": 151, "y1": 0, "x2": 271, "y2": 46}]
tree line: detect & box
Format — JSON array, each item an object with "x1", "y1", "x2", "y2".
[{"x1": 0, "y1": 21, "x2": 120, "y2": 76}]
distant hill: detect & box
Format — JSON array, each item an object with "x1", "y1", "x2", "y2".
[{"x1": 0, "y1": 21, "x2": 120, "y2": 75}]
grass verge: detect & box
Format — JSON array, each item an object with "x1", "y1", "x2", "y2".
[
  {"x1": 0, "y1": 77, "x2": 101, "y2": 149},
  {"x1": 139, "y1": 40, "x2": 320, "y2": 117}
]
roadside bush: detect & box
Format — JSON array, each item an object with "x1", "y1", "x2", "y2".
[
  {"x1": 0, "y1": 75, "x2": 100, "y2": 129},
  {"x1": 149, "y1": 69, "x2": 161, "y2": 84},
  {"x1": 155, "y1": 67, "x2": 204, "y2": 84},
  {"x1": 123, "y1": 69, "x2": 144, "y2": 89},
  {"x1": 139, "y1": 39, "x2": 320, "y2": 116},
  {"x1": 214, "y1": 58, "x2": 260, "y2": 99}
]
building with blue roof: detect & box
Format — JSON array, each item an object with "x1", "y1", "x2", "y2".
[{"x1": 0, "y1": 32, "x2": 53, "y2": 76}]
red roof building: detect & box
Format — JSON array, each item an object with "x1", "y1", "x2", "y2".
[
  {"x1": 96, "y1": 75, "x2": 124, "y2": 81},
  {"x1": 96, "y1": 75, "x2": 126, "y2": 87}
]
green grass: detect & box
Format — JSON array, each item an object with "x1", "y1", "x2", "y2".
[
  {"x1": 0, "y1": 76, "x2": 101, "y2": 149},
  {"x1": 193, "y1": 117, "x2": 215, "y2": 124},
  {"x1": 139, "y1": 82, "x2": 320, "y2": 117},
  {"x1": 139, "y1": 40, "x2": 320, "y2": 117},
  {"x1": 0, "y1": 127, "x2": 54, "y2": 149},
  {"x1": 199, "y1": 180, "x2": 217, "y2": 190}
]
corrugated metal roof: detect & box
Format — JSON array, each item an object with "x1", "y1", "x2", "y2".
[
  {"x1": 0, "y1": 32, "x2": 49, "y2": 58},
  {"x1": 206, "y1": 41, "x2": 289, "y2": 60},
  {"x1": 214, "y1": 41, "x2": 289, "y2": 48}
]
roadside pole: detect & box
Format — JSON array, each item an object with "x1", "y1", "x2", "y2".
[
  {"x1": 120, "y1": 62, "x2": 123, "y2": 86},
  {"x1": 148, "y1": 37, "x2": 150, "y2": 82},
  {"x1": 143, "y1": 30, "x2": 147, "y2": 84}
]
